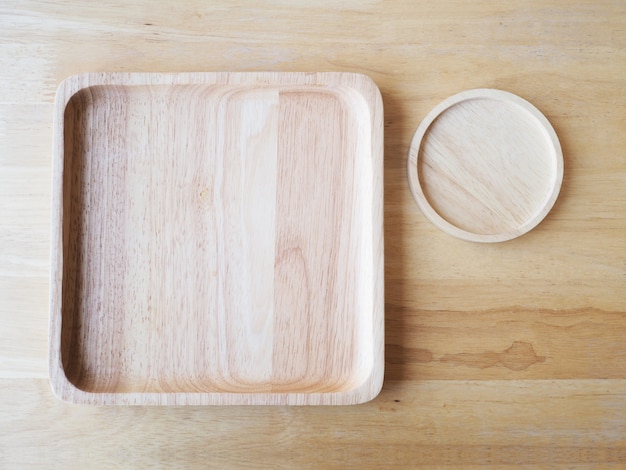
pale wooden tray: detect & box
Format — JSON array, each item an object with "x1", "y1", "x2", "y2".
[{"x1": 49, "y1": 72, "x2": 384, "y2": 405}]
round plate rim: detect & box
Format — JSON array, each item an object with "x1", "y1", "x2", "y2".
[{"x1": 406, "y1": 88, "x2": 564, "y2": 243}]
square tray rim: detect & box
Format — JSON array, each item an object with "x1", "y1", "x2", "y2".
[{"x1": 49, "y1": 71, "x2": 384, "y2": 406}]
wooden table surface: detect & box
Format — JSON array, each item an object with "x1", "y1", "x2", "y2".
[{"x1": 1, "y1": 1, "x2": 625, "y2": 467}]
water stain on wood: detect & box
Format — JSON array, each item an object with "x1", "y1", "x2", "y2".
[{"x1": 440, "y1": 341, "x2": 546, "y2": 371}]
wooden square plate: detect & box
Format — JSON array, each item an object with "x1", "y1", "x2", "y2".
[{"x1": 49, "y1": 72, "x2": 384, "y2": 405}]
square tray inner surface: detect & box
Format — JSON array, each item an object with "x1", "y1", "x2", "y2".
[{"x1": 50, "y1": 73, "x2": 383, "y2": 405}]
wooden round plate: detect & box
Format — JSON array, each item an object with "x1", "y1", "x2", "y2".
[{"x1": 407, "y1": 89, "x2": 564, "y2": 242}]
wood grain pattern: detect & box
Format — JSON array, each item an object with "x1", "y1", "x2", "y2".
[
  {"x1": 1, "y1": 0, "x2": 626, "y2": 466},
  {"x1": 50, "y1": 72, "x2": 384, "y2": 405},
  {"x1": 2, "y1": 379, "x2": 626, "y2": 468}
]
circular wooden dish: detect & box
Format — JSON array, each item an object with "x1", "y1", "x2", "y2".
[{"x1": 407, "y1": 89, "x2": 563, "y2": 243}]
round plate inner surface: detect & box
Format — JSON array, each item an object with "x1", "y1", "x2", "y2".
[{"x1": 407, "y1": 89, "x2": 563, "y2": 242}]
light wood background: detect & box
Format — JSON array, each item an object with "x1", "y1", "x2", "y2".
[{"x1": 1, "y1": 0, "x2": 625, "y2": 467}]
